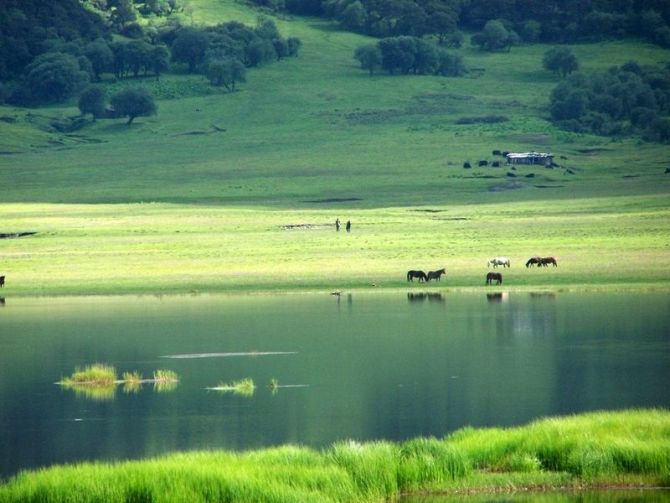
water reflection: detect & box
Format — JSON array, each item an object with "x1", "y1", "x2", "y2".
[
  {"x1": 407, "y1": 292, "x2": 444, "y2": 303},
  {"x1": 0, "y1": 297, "x2": 5, "y2": 306},
  {"x1": 0, "y1": 292, "x2": 668, "y2": 478}
]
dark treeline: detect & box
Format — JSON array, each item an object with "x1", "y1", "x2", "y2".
[
  {"x1": 550, "y1": 62, "x2": 670, "y2": 143},
  {"x1": 0, "y1": 0, "x2": 300, "y2": 106},
  {"x1": 355, "y1": 36, "x2": 464, "y2": 76},
  {"x1": 260, "y1": 0, "x2": 670, "y2": 47},
  {"x1": 0, "y1": 0, "x2": 109, "y2": 81}
]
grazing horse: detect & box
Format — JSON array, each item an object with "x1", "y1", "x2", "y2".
[
  {"x1": 486, "y1": 272, "x2": 503, "y2": 285},
  {"x1": 426, "y1": 268, "x2": 446, "y2": 282},
  {"x1": 407, "y1": 270, "x2": 428, "y2": 282},
  {"x1": 525, "y1": 257, "x2": 541, "y2": 267},
  {"x1": 0, "y1": 275, "x2": 4, "y2": 288},
  {"x1": 488, "y1": 257, "x2": 510, "y2": 268},
  {"x1": 540, "y1": 257, "x2": 558, "y2": 267}
]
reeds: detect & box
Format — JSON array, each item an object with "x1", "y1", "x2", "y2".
[
  {"x1": 58, "y1": 364, "x2": 179, "y2": 399},
  {"x1": 209, "y1": 378, "x2": 256, "y2": 396},
  {"x1": 60, "y1": 363, "x2": 117, "y2": 386},
  {"x1": 11, "y1": 409, "x2": 667, "y2": 501}
]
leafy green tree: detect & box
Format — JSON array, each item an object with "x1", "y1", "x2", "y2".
[
  {"x1": 25, "y1": 52, "x2": 90, "y2": 104},
  {"x1": 124, "y1": 40, "x2": 151, "y2": 77},
  {"x1": 378, "y1": 36, "x2": 416, "y2": 75},
  {"x1": 339, "y1": 1, "x2": 366, "y2": 32},
  {"x1": 471, "y1": 20, "x2": 518, "y2": 51},
  {"x1": 435, "y1": 49, "x2": 465, "y2": 76},
  {"x1": 110, "y1": 87, "x2": 157, "y2": 125},
  {"x1": 245, "y1": 38, "x2": 275, "y2": 66},
  {"x1": 171, "y1": 29, "x2": 210, "y2": 73},
  {"x1": 78, "y1": 86, "x2": 106, "y2": 119},
  {"x1": 83, "y1": 38, "x2": 113, "y2": 81},
  {"x1": 543, "y1": 47, "x2": 579, "y2": 77},
  {"x1": 287, "y1": 37, "x2": 302, "y2": 56},
  {"x1": 206, "y1": 58, "x2": 246, "y2": 91},
  {"x1": 354, "y1": 44, "x2": 381, "y2": 76},
  {"x1": 148, "y1": 45, "x2": 170, "y2": 80}
]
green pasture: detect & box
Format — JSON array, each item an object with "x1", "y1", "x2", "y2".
[
  {"x1": 0, "y1": 194, "x2": 668, "y2": 296},
  {"x1": 0, "y1": 0, "x2": 669, "y2": 295},
  {"x1": 1, "y1": 409, "x2": 668, "y2": 502}
]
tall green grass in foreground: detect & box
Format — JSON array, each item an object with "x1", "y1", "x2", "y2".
[{"x1": 1, "y1": 409, "x2": 668, "y2": 502}]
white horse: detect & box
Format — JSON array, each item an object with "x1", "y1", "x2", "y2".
[{"x1": 488, "y1": 257, "x2": 510, "y2": 268}]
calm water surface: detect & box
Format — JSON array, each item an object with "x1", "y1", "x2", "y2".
[{"x1": 0, "y1": 291, "x2": 669, "y2": 478}]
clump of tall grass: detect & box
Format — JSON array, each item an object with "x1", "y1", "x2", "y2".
[
  {"x1": 152, "y1": 369, "x2": 178, "y2": 382},
  {"x1": 59, "y1": 363, "x2": 117, "y2": 386},
  {"x1": 1, "y1": 409, "x2": 668, "y2": 502},
  {"x1": 209, "y1": 378, "x2": 256, "y2": 397},
  {"x1": 122, "y1": 371, "x2": 143, "y2": 394}
]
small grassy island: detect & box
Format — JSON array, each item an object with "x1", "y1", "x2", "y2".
[{"x1": 0, "y1": 409, "x2": 668, "y2": 501}]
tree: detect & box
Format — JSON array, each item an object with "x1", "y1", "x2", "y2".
[
  {"x1": 110, "y1": 87, "x2": 157, "y2": 125},
  {"x1": 472, "y1": 20, "x2": 518, "y2": 51},
  {"x1": 287, "y1": 37, "x2": 302, "y2": 56},
  {"x1": 83, "y1": 38, "x2": 114, "y2": 81},
  {"x1": 543, "y1": 47, "x2": 579, "y2": 77},
  {"x1": 171, "y1": 29, "x2": 210, "y2": 72},
  {"x1": 78, "y1": 86, "x2": 106, "y2": 119},
  {"x1": 206, "y1": 58, "x2": 246, "y2": 91},
  {"x1": 354, "y1": 44, "x2": 382, "y2": 76},
  {"x1": 24, "y1": 52, "x2": 90, "y2": 104},
  {"x1": 148, "y1": 45, "x2": 170, "y2": 80}
]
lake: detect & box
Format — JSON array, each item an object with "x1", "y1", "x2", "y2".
[{"x1": 0, "y1": 291, "x2": 669, "y2": 479}]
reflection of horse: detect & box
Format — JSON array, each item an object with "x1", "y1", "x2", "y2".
[
  {"x1": 0, "y1": 297, "x2": 5, "y2": 306},
  {"x1": 540, "y1": 257, "x2": 558, "y2": 267},
  {"x1": 407, "y1": 270, "x2": 427, "y2": 282},
  {"x1": 487, "y1": 293, "x2": 503, "y2": 302},
  {"x1": 525, "y1": 257, "x2": 541, "y2": 267},
  {"x1": 426, "y1": 268, "x2": 446, "y2": 282},
  {"x1": 407, "y1": 292, "x2": 444, "y2": 303},
  {"x1": 486, "y1": 272, "x2": 503, "y2": 285},
  {"x1": 488, "y1": 257, "x2": 510, "y2": 268}
]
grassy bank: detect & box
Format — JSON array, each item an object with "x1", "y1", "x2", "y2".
[
  {"x1": 1, "y1": 409, "x2": 668, "y2": 502},
  {"x1": 0, "y1": 194, "x2": 668, "y2": 296}
]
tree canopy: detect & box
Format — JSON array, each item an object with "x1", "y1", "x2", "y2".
[
  {"x1": 110, "y1": 87, "x2": 157, "y2": 125},
  {"x1": 543, "y1": 47, "x2": 579, "y2": 77}
]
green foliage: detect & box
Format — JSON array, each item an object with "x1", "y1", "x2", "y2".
[
  {"x1": 550, "y1": 62, "x2": 670, "y2": 141},
  {"x1": 109, "y1": 87, "x2": 157, "y2": 124},
  {"x1": 354, "y1": 44, "x2": 382, "y2": 76},
  {"x1": 471, "y1": 20, "x2": 519, "y2": 52},
  {"x1": 171, "y1": 29, "x2": 210, "y2": 73},
  {"x1": 78, "y1": 86, "x2": 107, "y2": 119},
  {"x1": 17, "y1": 52, "x2": 91, "y2": 105},
  {"x1": 207, "y1": 59, "x2": 246, "y2": 91},
  {"x1": 543, "y1": 47, "x2": 579, "y2": 77}
]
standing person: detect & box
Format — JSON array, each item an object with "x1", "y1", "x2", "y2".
[
  {"x1": 346, "y1": 220, "x2": 351, "y2": 232},
  {"x1": 335, "y1": 218, "x2": 340, "y2": 231}
]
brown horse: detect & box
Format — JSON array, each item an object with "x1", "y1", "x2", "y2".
[
  {"x1": 426, "y1": 268, "x2": 446, "y2": 282},
  {"x1": 0, "y1": 275, "x2": 4, "y2": 288},
  {"x1": 486, "y1": 272, "x2": 502, "y2": 285},
  {"x1": 407, "y1": 270, "x2": 428, "y2": 282},
  {"x1": 540, "y1": 257, "x2": 558, "y2": 267},
  {"x1": 525, "y1": 257, "x2": 541, "y2": 267}
]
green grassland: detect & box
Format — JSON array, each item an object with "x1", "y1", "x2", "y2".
[
  {"x1": 1, "y1": 409, "x2": 668, "y2": 502},
  {"x1": 0, "y1": 0, "x2": 669, "y2": 296}
]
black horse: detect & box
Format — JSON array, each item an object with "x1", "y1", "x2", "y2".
[
  {"x1": 525, "y1": 257, "x2": 542, "y2": 267},
  {"x1": 407, "y1": 270, "x2": 428, "y2": 282},
  {"x1": 0, "y1": 275, "x2": 4, "y2": 288},
  {"x1": 486, "y1": 272, "x2": 503, "y2": 285},
  {"x1": 426, "y1": 268, "x2": 446, "y2": 282}
]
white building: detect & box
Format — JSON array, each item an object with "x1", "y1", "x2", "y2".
[{"x1": 505, "y1": 152, "x2": 554, "y2": 166}]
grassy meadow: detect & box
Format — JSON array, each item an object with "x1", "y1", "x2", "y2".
[
  {"x1": 1, "y1": 409, "x2": 668, "y2": 502},
  {"x1": 0, "y1": 1, "x2": 669, "y2": 295}
]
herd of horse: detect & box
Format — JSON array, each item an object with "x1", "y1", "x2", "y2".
[{"x1": 408, "y1": 256, "x2": 558, "y2": 285}]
